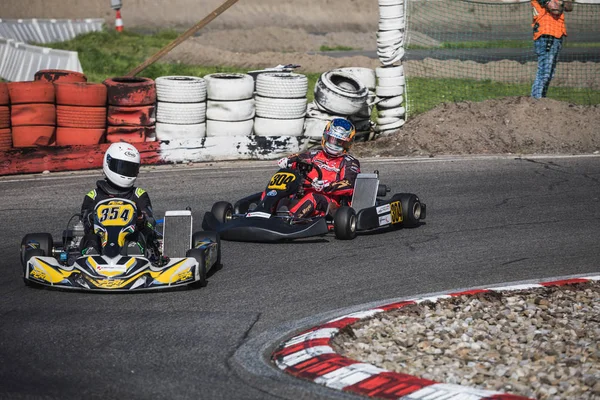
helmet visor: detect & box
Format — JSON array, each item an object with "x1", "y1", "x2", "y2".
[
  {"x1": 324, "y1": 131, "x2": 352, "y2": 150},
  {"x1": 108, "y1": 156, "x2": 139, "y2": 177}
]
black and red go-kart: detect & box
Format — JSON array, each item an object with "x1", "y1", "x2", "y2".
[{"x1": 201, "y1": 160, "x2": 426, "y2": 242}]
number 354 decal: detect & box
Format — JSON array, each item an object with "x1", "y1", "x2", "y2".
[{"x1": 96, "y1": 202, "x2": 136, "y2": 226}]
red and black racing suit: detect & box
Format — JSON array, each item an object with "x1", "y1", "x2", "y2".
[
  {"x1": 280, "y1": 149, "x2": 361, "y2": 219},
  {"x1": 80, "y1": 179, "x2": 156, "y2": 254}
]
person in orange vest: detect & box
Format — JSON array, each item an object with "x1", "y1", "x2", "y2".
[{"x1": 531, "y1": 0, "x2": 574, "y2": 99}]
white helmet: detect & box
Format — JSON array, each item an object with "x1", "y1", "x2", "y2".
[{"x1": 103, "y1": 143, "x2": 141, "y2": 188}]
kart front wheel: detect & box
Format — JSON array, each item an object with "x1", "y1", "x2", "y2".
[
  {"x1": 211, "y1": 201, "x2": 233, "y2": 224},
  {"x1": 20, "y1": 233, "x2": 53, "y2": 269},
  {"x1": 22, "y1": 248, "x2": 45, "y2": 287},
  {"x1": 334, "y1": 206, "x2": 357, "y2": 240},
  {"x1": 192, "y1": 230, "x2": 221, "y2": 273},
  {"x1": 186, "y1": 248, "x2": 208, "y2": 288}
]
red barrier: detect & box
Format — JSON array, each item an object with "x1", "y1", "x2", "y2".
[{"x1": 0, "y1": 142, "x2": 161, "y2": 176}]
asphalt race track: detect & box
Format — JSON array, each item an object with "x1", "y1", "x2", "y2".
[{"x1": 0, "y1": 155, "x2": 598, "y2": 399}]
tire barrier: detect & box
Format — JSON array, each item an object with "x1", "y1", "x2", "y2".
[
  {"x1": 254, "y1": 73, "x2": 307, "y2": 137},
  {"x1": 104, "y1": 77, "x2": 157, "y2": 143},
  {"x1": 0, "y1": 64, "x2": 401, "y2": 176},
  {"x1": 155, "y1": 76, "x2": 207, "y2": 141},
  {"x1": 373, "y1": 0, "x2": 408, "y2": 136},
  {"x1": 35, "y1": 69, "x2": 87, "y2": 84},
  {"x1": 0, "y1": 128, "x2": 11, "y2": 151},
  {"x1": 205, "y1": 73, "x2": 254, "y2": 137},
  {"x1": 55, "y1": 82, "x2": 107, "y2": 146},
  {"x1": 333, "y1": 67, "x2": 377, "y2": 142},
  {"x1": 375, "y1": 65, "x2": 407, "y2": 136},
  {"x1": 314, "y1": 71, "x2": 369, "y2": 116},
  {"x1": 0, "y1": 83, "x2": 11, "y2": 150},
  {"x1": 56, "y1": 127, "x2": 106, "y2": 146},
  {"x1": 7, "y1": 81, "x2": 56, "y2": 147},
  {"x1": 11, "y1": 126, "x2": 55, "y2": 147},
  {"x1": 377, "y1": 0, "x2": 405, "y2": 66},
  {"x1": 305, "y1": 70, "x2": 369, "y2": 146}
]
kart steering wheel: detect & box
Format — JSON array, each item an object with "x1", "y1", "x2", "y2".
[{"x1": 296, "y1": 159, "x2": 323, "y2": 186}]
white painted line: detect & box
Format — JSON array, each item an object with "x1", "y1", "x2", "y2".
[
  {"x1": 314, "y1": 363, "x2": 387, "y2": 389},
  {"x1": 283, "y1": 328, "x2": 338, "y2": 347},
  {"x1": 276, "y1": 346, "x2": 335, "y2": 368}
]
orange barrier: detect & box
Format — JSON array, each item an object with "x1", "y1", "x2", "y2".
[
  {"x1": 11, "y1": 104, "x2": 56, "y2": 126},
  {"x1": 34, "y1": 69, "x2": 87, "y2": 84},
  {"x1": 107, "y1": 105, "x2": 155, "y2": 126},
  {"x1": 104, "y1": 77, "x2": 156, "y2": 106},
  {"x1": 0, "y1": 83, "x2": 9, "y2": 105},
  {"x1": 0, "y1": 128, "x2": 12, "y2": 150},
  {"x1": 56, "y1": 105, "x2": 107, "y2": 129},
  {"x1": 0, "y1": 142, "x2": 161, "y2": 175},
  {"x1": 7, "y1": 81, "x2": 55, "y2": 104},
  {"x1": 106, "y1": 125, "x2": 152, "y2": 143},
  {"x1": 11, "y1": 126, "x2": 56, "y2": 147},
  {"x1": 0, "y1": 106, "x2": 10, "y2": 128},
  {"x1": 55, "y1": 82, "x2": 107, "y2": 107},
  {"x1": 56, "y1": 127, "x2": 106, "y2": 146}
]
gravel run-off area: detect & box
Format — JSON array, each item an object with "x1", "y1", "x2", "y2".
[{"x1": 332, "y1": 281, "x2": 600, "y2": 400}]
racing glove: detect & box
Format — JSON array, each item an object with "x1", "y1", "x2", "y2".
[
  {"x1": 311, "y1": 178, "x2": 330, "y2": 192},
  {"x1": 277, "y1": 157, "x2": 291, "y2": 169}
]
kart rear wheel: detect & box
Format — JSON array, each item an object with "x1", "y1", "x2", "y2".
[
  {"x1": 20, "y1": 233, "x2": 53, "y2": 268},
  {"x1": 397, "y1": 193, "x2": 422, "y2": 228},
  {"x1": 211, "y1": 201, "x2": 233, "y2": 224},
  {"x1": 186, "y1": 248, "x2": 207, "y2": 288},
  {"x1": 334, "y1": 206, "x2": 357, "y2": 240}
]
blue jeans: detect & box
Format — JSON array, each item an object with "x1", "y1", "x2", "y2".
[{"x1": 531, "y1": 35, "x2": 563, "y2": 99}]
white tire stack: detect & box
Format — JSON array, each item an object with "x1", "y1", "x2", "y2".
[
  {"x1": 375, "y1": 65, "x2": 406, "y2": 136},
  {"x1": 305, "y1": 70, "x2": 369, "y2": 144},
  {"x1": 378, "y1": 0, "x2": 406, "y2": 66},
  {"x1": 155, "y1": 76, "x2": 207, "y2": 141},
  {"x1": 254, "y1": 73, "x2": 308, "y2": 137},
  {"x1": 333, "y1": 67, "x2": 376, "y2": 142},
  {"x1": 205, "y1": 73, "x2": 255, "y2": 137}
]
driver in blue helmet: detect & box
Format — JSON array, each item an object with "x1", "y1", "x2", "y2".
[
  {"x1": 275, "y1": 117, "x2": 361, "y2": 218},
  {"x1": 79, "y1": 143, "x2": 157, "y2": 256}
]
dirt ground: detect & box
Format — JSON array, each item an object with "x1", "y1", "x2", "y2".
[{"x1": 3, "y1": 0, "x2": 599, "y2": 156}]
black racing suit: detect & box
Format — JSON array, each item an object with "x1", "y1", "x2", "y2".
[{"x1": 80, "y1": 179, "x2": 157, "y2": 256}]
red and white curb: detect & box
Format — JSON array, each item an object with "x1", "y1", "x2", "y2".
[{"x1": 272, "y1": 275, "x2": 600, "y2": 400}]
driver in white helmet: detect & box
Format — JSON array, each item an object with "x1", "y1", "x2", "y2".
[
  {"x1": 276, "y1": 117, "x2": 361, "y2": 219},
  {"x1": 80, "y1": 143, "x2": 157, "y2": 256}
]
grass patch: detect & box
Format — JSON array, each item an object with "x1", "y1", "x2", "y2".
[
  {"x1": 319, "y1": 45, "x2": 356, "y2": 52},
  {"x1": 406, "y1": 77, "x2": 600, "y2": 117}
]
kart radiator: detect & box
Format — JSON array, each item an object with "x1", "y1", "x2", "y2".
[
  {"x1": 351, "y1": 173, "x2": 379, "y2": 212},
  {"x1": 162, "y1": 211, "x2": 193, "y2": 258}
]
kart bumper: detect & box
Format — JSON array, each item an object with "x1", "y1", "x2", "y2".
[{"x1": 24, "y1": 255, "x2": 203, "y2": 292}]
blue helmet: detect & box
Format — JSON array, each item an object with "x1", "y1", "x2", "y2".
[{"x1": 321, "y1": 118, "x2": 356, "y2": 157}]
